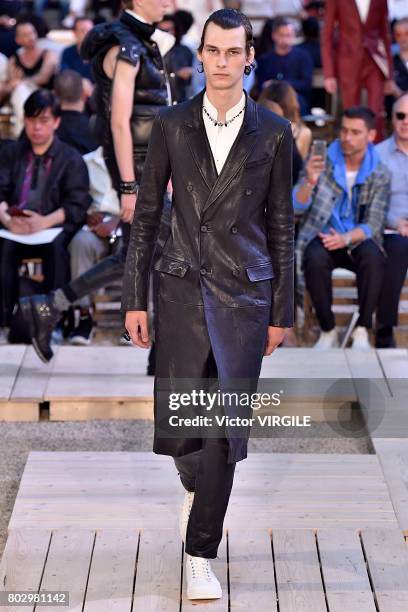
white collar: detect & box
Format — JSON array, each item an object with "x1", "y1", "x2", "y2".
[
  {"x1": 203, "y1": 91, "x2": 246, "y2": 123},
  {"x1": 124, "y1": 9, "x2": 175, "y2": 57}
]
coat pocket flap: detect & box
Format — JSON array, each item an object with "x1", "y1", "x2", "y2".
[
  {"x1": 154, "y1": 256, "x2": 190, "y2": 277},
  {"x1": 245, "y1": 261, "x2": 275, "y2": 281}
]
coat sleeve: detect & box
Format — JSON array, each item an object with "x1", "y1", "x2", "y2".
[
  {"x1": 121, "y1": 112, "x2": 171, "y2": 312},
  {"x1": 266, "y1": 123, "x2": 295, "y2": 328},
  {"x1": 321, "y1": 0, "x2": 337, "y2": 80}
]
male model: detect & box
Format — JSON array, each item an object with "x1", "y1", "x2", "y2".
[
  {"x1": 322, "y1": 0, "x2": 394, "y2": 141},
  {"x1": 123, "y1": 9, "x2": 294, "y2": 600}
]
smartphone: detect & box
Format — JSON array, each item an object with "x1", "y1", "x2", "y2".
[
  {"x1": 311, "y1": 140, "x2": 327, "y2": 163},
  {"x1": 8, "y1": 206, "x2": 29, "y2": 217}
]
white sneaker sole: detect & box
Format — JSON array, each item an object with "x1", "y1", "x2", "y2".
[{"x1": 187, "y1": 585, "x2": 222, "y2": 600}]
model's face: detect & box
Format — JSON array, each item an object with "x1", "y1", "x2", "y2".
[
  {"x1": 15, "y1": 23, "x2": 38, "y2": 49},
  {"x1": 199, "y1": 23, "x2": 254, "y2": 92},
  {"x1": 74, "y1": 19, "x2": 93, "y2": 47},
  {"x1": 393, "y1": 96, "x2": 408, "y2": 143},
  {"x1": 394, "y1": 22, "x2": 408, "y2": 52},
  {"x1": 339, "y1": 117, "x2": 375, "y2": 158},
  {"x1": 24, "y1": 108, "x2": 60, "y2": 148},
  {"x1": 272, "y1": 25, "x2": 295, "y2": 54},
  {"x1": 135, "y1": 0, "x2": 172, "y2": 24}
]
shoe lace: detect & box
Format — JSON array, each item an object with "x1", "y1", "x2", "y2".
[{"x1": 189, "y1": 555, "x2": 212, "y2": 580}]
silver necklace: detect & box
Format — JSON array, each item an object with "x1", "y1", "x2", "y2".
[{"x1": 203, "y1": 105, "x2": 245, "y2": 127}]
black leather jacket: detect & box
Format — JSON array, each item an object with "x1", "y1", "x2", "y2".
[
  {"x1": 122, "y1": 92, "x2": 295, "y2": 327},
  {"x1": 81, "y1": 11, "x2": 170, "y2": 179}
]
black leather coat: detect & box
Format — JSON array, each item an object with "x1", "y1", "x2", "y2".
[{"x1": 122, "y1": 91, "x2": 295, "y2": 463}]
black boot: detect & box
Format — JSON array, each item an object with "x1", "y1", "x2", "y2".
[
  {"x1": 375, "y1": 326, "x2": 396, "y2": 349},
  {"x1": 20, "y1": 294, "x2": 60, "y2": 363}
]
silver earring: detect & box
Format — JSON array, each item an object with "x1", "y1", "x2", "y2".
[{"x1": 197, "y1": 62, "x2": 204, "y2": 74}]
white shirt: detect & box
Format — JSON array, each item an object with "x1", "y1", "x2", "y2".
[
  {"x1": 355, "y1": 0, "x2": 371, "y2": 22},
  {"x1": 202, "y1": 92, "x2": 246, "y2": 175},
  {"x1": 346, "y1": 170, "x2": 358, "y2": 202}
]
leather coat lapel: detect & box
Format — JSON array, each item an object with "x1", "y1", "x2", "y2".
[
  {"x1": 203, "y1": 95, "x2": 259, "y2": 214},
  {"x1": 184, "y1": 91, "x2": 218, "y2": 191}
]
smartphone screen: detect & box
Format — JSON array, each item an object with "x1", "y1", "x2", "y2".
[{"x1": 311, "y1": 140, "x2": 327, "y2": 163}]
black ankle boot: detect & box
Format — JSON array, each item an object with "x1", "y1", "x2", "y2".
[
  {"x1": 375, "y1": 326, "x2": 396, "y2": 349},
  {"x1": 20, "y1": 294, "x2": 61, "y2": 363}
]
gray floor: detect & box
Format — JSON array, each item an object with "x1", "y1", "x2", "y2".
[{"x1": 0, "y1": 409, "x2": 372, "y2": 559}]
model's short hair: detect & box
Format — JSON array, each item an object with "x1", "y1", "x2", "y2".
[
  {"x1": 342, "y1": 106, "x2": 376, "y2": 130},
  {"x1": 24, "y1": 89, "x2": 60, "y2": 118},
  {"x1": 272, "y1": 16, "x2": 293, "y2": 33},
  {"x1": 198, "y1": 9, "x2": 254, "y2": 54},
  {"x1": 54, "y1": 70, "x2": 83, "y2": 104}
]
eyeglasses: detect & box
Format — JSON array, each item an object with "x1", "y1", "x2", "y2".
[{"x1": 395, "y1": 112, "x2": 408, "y2": 121}]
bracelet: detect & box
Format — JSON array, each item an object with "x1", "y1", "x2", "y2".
[
  {"x1": 119, "y1": 180, "x2": 139, "y2": 195},
  {"x1": 344, "y1": 232, "x2": 352, "y2": 247}
]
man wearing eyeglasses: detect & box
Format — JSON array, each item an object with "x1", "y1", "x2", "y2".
[{"x1": 375, "y1": 93, "x2": 408, "y2": 348}]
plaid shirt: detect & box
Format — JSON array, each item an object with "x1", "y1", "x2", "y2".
[{"x1": 295, "y1": 154, "x2": 390, "y2": 302}]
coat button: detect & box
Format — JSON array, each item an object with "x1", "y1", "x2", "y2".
[
  {"x1": 200, "y1": 267, "x2": 207, "y2": 275},
  {"x1": 187, "y1": 184, "x2": 193, "y2": 192},
  {"x1": 245, "y1": 188, "x2": 252, "y2": 196},
  {"x1": 201, "y1": 225, "x2": 208, "y2": 232},
  {"x1": 231, "y1": 226, "x2": 238, "y2": 234}
]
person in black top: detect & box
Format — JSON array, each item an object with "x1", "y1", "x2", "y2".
[
  {"x1": 60, "y1": 17, "x2": 94, "y2": 89},
  {"x1": 159, "y1": 13, "x2": 194, "y2": 103},
  {"x1": 393, "y1": 18, "x2": 408, "y2": 96},
  {"x1": 20, "y1": 0, "x2": 175, "y2": 364},
  {"x1": 0, "y1": 90, "x2": 90, "y2": 332},
  {"x1": 55, "y1": 70, "x2": 97, "y2": 154}
]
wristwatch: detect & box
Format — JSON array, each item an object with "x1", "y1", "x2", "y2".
[{"x1": 344, "y1": 232, "x2": 352, "y2": 247}]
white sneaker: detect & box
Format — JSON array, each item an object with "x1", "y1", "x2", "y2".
[
  {"x1": 313, "y1": 328, "x2": 339, "y2": 349},
  {"x1": 179, "y1": 491, "x2": 195, "y2": 543},
  {"x1": 185, "y1": 553, "x2": 222, "y2": 600},
  {"x1": 351, "y1": 326, "x2": 371, "y2": 350}
]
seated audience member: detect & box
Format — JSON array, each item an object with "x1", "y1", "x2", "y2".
[
  {"x1": 55, "y1": 70, "x2": 97, "y2": 154},
  {"x1": 159, "y1": 14, "x2": 193, "y2": 103},
  {"x1": 297, "y1": 16, "x2": 322, "y2": 69},
  {"x1": 4, "y1": 18, "x2": 58, "y2": 136},
  {"x1": 258, "y1": 80, "x2": 312, "y2": 160},
  {"x1": 295, "y1": 107, "x2": 390, "y2": 349},
  {"x1": 0, "y1": 90, "x2": 90, "y2": 335},
  {"x1": 392, "y1": 18, "x2": 408, "y2": 97},
  {"x1": 256, "y1": 16, "x2": 313, "y2": 115},
  {"x1": 375, "y1": 94, "x2": 408, "y2": 348},
  {"x1": 60, "y1": 17, "x2": 94, "y2": 93},
  {"x1": 67, "y1": 146, "x2": 120, "y2": 345}
]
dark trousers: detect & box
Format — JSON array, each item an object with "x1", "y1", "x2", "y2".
[
  {"x1": 173, "y1": 349, "x2": 236, "y2": 560},
  {"x1": 0, "y1": 231, "x2": 72, "y2": 327},
  {"x1": 377, "y1": 234, "x2": 408, "y2": 328},
  {"x1": 304, "y1": 236, "x2": 385, "y2": 331},
  {"x1": 174, "y1": 438, "x2": 236, "y2": 559}
]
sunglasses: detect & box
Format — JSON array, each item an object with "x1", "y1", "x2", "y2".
[{"x1": 395, "y1": 112, "x2": 408, "y2": 121}]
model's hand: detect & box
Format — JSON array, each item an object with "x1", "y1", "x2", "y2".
[
  {"x1": 324, "y1": 77, "x2": 337, "y2": 94},
  {"x1": 397, "y1": 218, "x2": 408, "y2": 237},
  {"x1": 384, "y1": 79, "x2": 398, "y2": 96},
  {"x1": 125, "y1": 310, "x2": 151, "y2": 348},
  {"x1": 264, "y1": 326, "x2": 285, "y2": 356},
  {"x1": 92, "y1": 216, "x2": 119, "y2": 238},
  {"x1": 319, "y1": 228, "x2": 347, "y2": 251},
  {"x1": 120, "y1": 193, "x2": 137, "y2": 224},
  {"x1": 8, "y1": 217, "x2": 31, "y2": 234}
]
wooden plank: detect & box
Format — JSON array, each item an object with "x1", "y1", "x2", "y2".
[
  {"x1": 10, "y1": 452, "x2": 399, "y2": 532},
  {"x1": 83, "y1": 529, "x2": 139, "y2": 611},
  {"x1": 36, "y1": 529, "x2": 95, "y2": 611},
  {"x1": 272, "y1": 529, "x2": 327, "y2": 611},
  {"x1": 228, "y1": 529, "x2": 277, "y2": 610},
  {"x1": 317, "y1": 529, "x2": 376, "y2": 611},
  {"x1": 11, "y1": 346, "x2": 57, "y2": 401},
  {"x1": 0, "y1": 345, "x2": 26, "y2": 401},
  {"x1": 0, "y1": 401, "x2": 39, "y2": 422},
  {"x1": 361, "y1": 528, "x2": 408, "y2": 611},
  {"x1": 45, "y1": 347, "x2": 152, "y2": 401},
  {"x1": 182, "y1": 532, "x2": 228, "y2": 610},
  {"x1": 133, "y1": 529, "x2": 181, "y2": 611},
  {"x1": 261, "y1": 348, "x2": 352, "y2": 379},
  {"x1": 374, "y1": 439, "x2": 408, "y2": 535},
  {"x1": 49, "y1": 400, "x2": 153, "y2": 421},
  {"x1": 0, "y1": 529, "x2": 51, "y2": 612}
]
